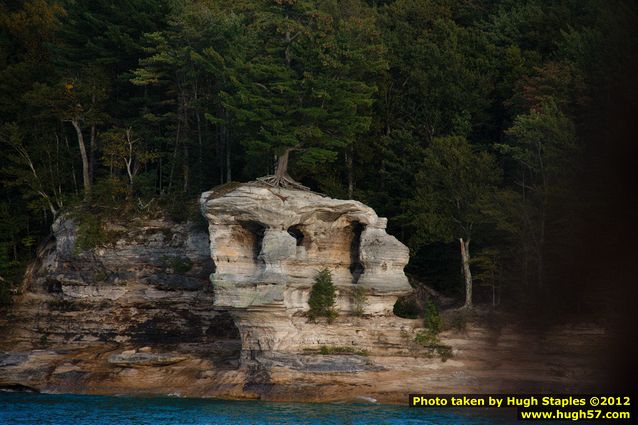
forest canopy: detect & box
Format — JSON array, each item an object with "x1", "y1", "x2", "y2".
[{"x1": 1, "y1": 0, "x2": 637, "y2": 316}]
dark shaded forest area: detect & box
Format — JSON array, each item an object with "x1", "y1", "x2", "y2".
[{"x1": 1, "y1": 0, "x2": 637, "y2": 335}]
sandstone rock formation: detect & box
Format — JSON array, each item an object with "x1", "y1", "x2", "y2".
[
  {"x1": 0, "y1": 184, "x2": 610, "y2": 402},
  {"x1": 0, "y1": 214, "x2": 244, "y2": 395},
  {"x1": 199, "y1": 183, "x2": 412, "y2": 360}
]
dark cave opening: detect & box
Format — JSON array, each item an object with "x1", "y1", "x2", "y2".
[
  {"x1": 206, "y1": 311, "x2": 243, "y2": 369},
  {"x1": 287, "y1": 225, "x2": 305, "y2": 246},
  {"x1": 239, "y1": 221, "x2": 266, "y2": 262},
  {"x1": 349, "y1": 221, "x2": 365, "y2": 284},
  {"x1": 206, "y1": 311, "x2": 241, "y2": 340},
  {"x1": 126, "y1": 309, "x2": 242, "y2": 369}
]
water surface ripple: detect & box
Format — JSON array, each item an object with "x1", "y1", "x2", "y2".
[{"x1": 0, "y1": 393, "x2": 519, "y2": 424}]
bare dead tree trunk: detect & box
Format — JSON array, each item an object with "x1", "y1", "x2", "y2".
[
  {"x1": 70, "y1": 120, "x2": 91, "y2": 197},
  {"x1": 460, "y1": 238, "x2": 473, "y2": 308},
  {"x1": 124, "y1": 128, "x2": 135, "y2": 187},
  {"x1": 7, "y1": 139, "x2": 58, "y2": 216}
]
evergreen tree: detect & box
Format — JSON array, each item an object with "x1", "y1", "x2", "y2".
[
  {"x1": 221, "y1": 0, "x2": 385, "y2": 189},
  {"x1": 308, "y1": 268, "x2": 337, "y2": 322}
]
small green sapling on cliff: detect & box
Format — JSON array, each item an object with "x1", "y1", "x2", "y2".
[{"x1": 308, "y1": 268, "x2": 337, "y2": 323}]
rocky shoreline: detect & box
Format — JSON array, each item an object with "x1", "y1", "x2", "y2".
[{"x1": 0, "y1": 184, "x2": 609, "y2": 402}]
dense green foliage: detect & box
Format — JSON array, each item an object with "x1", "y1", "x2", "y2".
[
  {"x1": 1, "y1": 0, "x2": 636, "y2": 316},
  {"x1": 308, "y1": 268, "x2": 337, "y2": 322}
]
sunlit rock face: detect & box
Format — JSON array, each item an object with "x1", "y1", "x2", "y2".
[{"x1": 199, "y1": 183, "x2": 412, "y2": 356}]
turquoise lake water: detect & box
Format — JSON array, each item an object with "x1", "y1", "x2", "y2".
[{"x1": 0, "y1": 393, "x2": 521, "y2": 424}]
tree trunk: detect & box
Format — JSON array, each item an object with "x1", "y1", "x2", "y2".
[
  {"x1": 183, "y1": 142, "x2": 189, "y2": 193},
  {"x1": 70, "y1": 120, "x2": 91, "y2": 196},
  {"x1": 346, "y1": 147, "x2": 354, "y2": 199},
  {"x1": 225, "y1": 119, "x2": 231, "y2": 183},
  {"x1": 89, "y1": 124, "x2": 96, "y2": 182},
  {"x1": 257, "y1": 147, "x2": 309, "y2": 190},
  {"x1": 89, "y1": 93, "x2": 97, "y2": 183},
  {"x1": 62, "y1": 130, "x2": 79, "y2": 195},
  {"x1": 125, "y1": 129, "x2": 134, "y2": 187},
  {"x1": 460, "y1": 238, "x2": 473, "y2": 308},
  {"x1": 196, "y1": 110, "x2": 203, "y2": 188},
  {"x1": 537, "y1": 199, "x2": 546, "y2": 290},
  {"x1": 275, "y1": 148, "x2": 292, "y2": 179},
  {"x1": 217, "y1": 117, "x2": 223, "y2": 184},
  {"x1": 168, "y1": 121, "x2": 180, "y2": 192}
]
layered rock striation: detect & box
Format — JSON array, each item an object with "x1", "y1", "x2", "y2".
[{"x1": 0, "y1": 214, "x2": 244, "y2": 396}]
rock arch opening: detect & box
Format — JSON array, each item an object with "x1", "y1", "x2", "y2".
[{"x1": 349, "y1": 221, "x2": 365, "y2": 284}]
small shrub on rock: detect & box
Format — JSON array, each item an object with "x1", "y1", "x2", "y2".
[
  {"x1": 72, "y1": 210, "x2": 123, "y2": 253},
  {"x1": 414, "y1": 329, "x2": 452, "y2": 361},
  {"x1": 75, "y1": 214, "x2": 104, "y2": 252},
  {"x1": 308, "y1": 268, "x2": 337, "y2": 323},
  {"x1": 414, "y1": 301, "x2": 452, "y2": 361},
  {"x1": 351, "y1": 285, "x2": 368, "y2": 317},
  {"x1": 424, "y1": 300, "x2": 442, "y2": 333}
]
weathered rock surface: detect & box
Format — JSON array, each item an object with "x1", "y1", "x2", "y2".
[
  {"x1": 200, "y1": 184, "x2": 411, "y2": 300},
  {"x1": 0, "y1": 184, "x2": 610, "y2": 402},
  {"x1": 0, "y1": 214, "x2": 244, "y2": 396},
  {"x1": 199, "y1": 183, "x2": 412, "y2": 358}
]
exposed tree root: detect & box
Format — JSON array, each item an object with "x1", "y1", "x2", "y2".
[
  {"x1": 256, "y1": 146, "x2": 311, "y2": 191},
  {"x1": 257, "y1": 174, "x2": 310, "y2": 191}
]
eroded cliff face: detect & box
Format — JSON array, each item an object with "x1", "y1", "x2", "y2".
[
  {"x1": 0, "y1": 215, "x2": 245, "y2": 396},
  {"x1": 0, "y1": 184, "x2": 610, "y2": 402}
]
